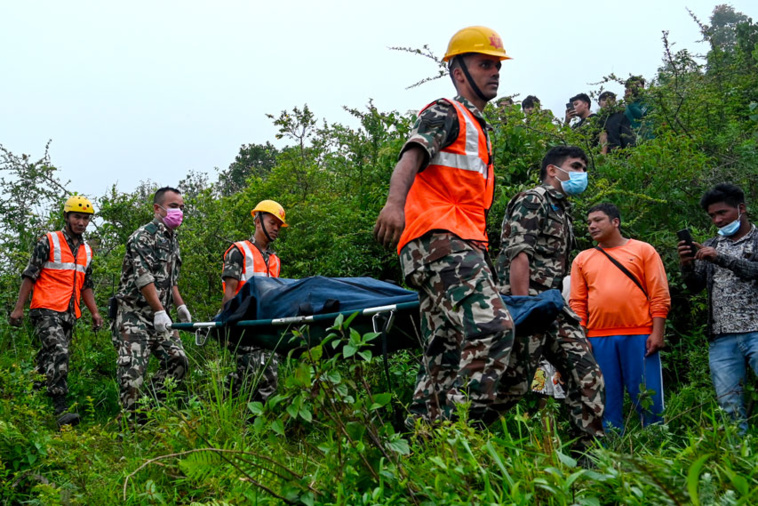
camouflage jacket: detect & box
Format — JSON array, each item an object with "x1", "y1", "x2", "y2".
[
  {"x1": 23, "y1": 228, "x2": 94, "y2": 319},
  {"x1": 116, "y1": 218, "x2": 181, "y2": 319},
  {"x1": 496, "y1": 184, "x2": 575, "y2": 295}
]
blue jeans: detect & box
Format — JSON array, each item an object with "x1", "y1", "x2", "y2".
[
  {"x1": 589, "y1": 334, "x2": 664, "y2": 432},
  {"x1": 710, "y1": 332, "x2": 758, "y2": 434}
]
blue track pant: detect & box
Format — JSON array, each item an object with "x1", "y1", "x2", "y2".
[{"x1": 588, "y1": 334, "x2": 664, "y2": 432}]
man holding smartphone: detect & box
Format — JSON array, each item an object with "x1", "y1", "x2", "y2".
[
  {"x1": 565, "y1": 93, "x2": 596, "y2": 130},
  {"x1": 678, "y1": 183, "x2": 758, "y2": 434}
]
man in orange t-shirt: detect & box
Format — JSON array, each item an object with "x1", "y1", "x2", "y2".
[{"x1": 570, "y1": 203, "x2": 670, "y2": 432}]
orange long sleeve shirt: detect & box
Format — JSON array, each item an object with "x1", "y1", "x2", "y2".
[{"x1": 569, "y1": 239, "x2": 670, "y2": 337}]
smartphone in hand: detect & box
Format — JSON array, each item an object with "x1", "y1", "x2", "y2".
[{"x1": 677, "y1": 228, "x2": 696, "y2": 256}]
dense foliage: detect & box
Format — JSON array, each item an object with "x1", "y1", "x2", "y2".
[{"x1": 1, "y1": 7, "x2": 758, "y2": 504}]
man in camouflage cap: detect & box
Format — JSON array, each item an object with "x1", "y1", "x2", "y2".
[
  {"x1": 113, "y1": 187, "x2": 191, "y2": 415},
  {"x1": 221, "y1": 199, "x2": 287, "y2": 403},
  {"x1": 10, "y1": 195, "x2": 104, "y2": 427},
  {"x1": 495, "y1": 145, "x2": 605, "y2": 450},
  {"x1": 374, "y1": 26, "x2": 514, "y2": 424}
]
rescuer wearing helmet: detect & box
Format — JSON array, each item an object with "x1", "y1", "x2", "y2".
[
  {"x1": 221, "y1": 199, "x2": 287, "y2": 402},
  {"x1": 373, "y1": 27, "x2": 516, "y2": 424},
  {"x1": 113, "y1": 187, "x2": 190, "y2": 417},
  {"x1": 9, "y1": 195, "x2": 104, "y2": 427}
]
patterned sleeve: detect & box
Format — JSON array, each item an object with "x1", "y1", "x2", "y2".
[
  {"x1": 82, "y1": 263, "x2": 94, "y2": 290},
  {"x1": 399, "y1": 99, "x2": 458, "y2": 170},
  {"x1": 127, "y1": 229, "x2": 156, "y2": 290},
  {"x1": 501, "y1": 192, "x2": 546, "y2": 262},
  {"x1": 222, "y1": 246, "x2": 244, "y2": 281},
  {"x1": 712, "y1": 249, "x2": 758, "y2": 281},
  {"x1": 21, "y1": 235, "x2": 50, "y2": 281}
]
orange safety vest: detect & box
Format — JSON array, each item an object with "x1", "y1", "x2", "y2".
[
  {"x1": 222, "y1": 240, "x2": 281, "y2": 296},
  {"x1": 397, "y1": 99, "x2": 495, "y2": 254},
  {"x1": 30, "y1": 231, "x2": 92, "y2": 318}
]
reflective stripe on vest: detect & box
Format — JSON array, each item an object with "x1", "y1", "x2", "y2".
[
  {"x1": 30, "y1": 231, "x2": 91, "y2": 318},
  {"x1": 397, "y1": 98, "x2": 494, "y2": 254},
  {"x1": 43, "y1": 231, "x2": 92, "y2": 273},
  {"x1": 223, "y1": 240, "x2": 281, "y2": 296}
]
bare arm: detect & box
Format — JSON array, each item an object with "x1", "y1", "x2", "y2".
[
  {"x1": 373, "y1": 146, "x2": 426, "y2": 248},
  {"x1": 221, "y1": 278, "x2": 238, "y2": 306},
  {"x1": 140, "y1": 283, "x2": 165, "y2": 313},
  {"x1": 646, "y1": 317, "x2": 666, "y2": 357},
  {"x1": 509, "y1": 252, "x2": 531, "y2": 296},
  {"x1": 9, "y1": 277, "x2": 35, "y2": 326},
  {"x1": 172, "y1": 285, "x2": 185, "y2": 308},
  {"x1": 81, "y1": 288, "x2": 104, "y2": 330}
]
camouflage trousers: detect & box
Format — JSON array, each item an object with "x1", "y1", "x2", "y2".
[
  {"x1": 31, "y1": 309, "x2": 75, "y2": 398},
  {"x1": 493, "y1": 310, "x2": 606, "y2": 440},
  {"x1": 225, "y1": 343, "x2": 279, "y2": 403},
  {"x1": 401, "y1": 235, "x2": 515, "y2": 422},
  {"x1": 114, "y1": 310, "x2": 189, "y2": 411}
]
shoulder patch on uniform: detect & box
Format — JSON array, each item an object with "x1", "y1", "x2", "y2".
[
  {"x1": 521, "y1": 193, "x2": 545, "y2": 210},
  {"x1": 144, "y1": 223, "x2": 158, "y2": 234}
]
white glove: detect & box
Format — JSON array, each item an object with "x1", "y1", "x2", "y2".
[
  {"x1": 153, "y1": 310, "x2": 172, "y2": 333},
  {"x1": 177, "y1": 304, "x2": 192, "y2": 323}
]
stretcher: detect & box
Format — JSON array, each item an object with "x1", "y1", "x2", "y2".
[{"x1": 172, "y1": 276, "x2": 564, "y2": 357}]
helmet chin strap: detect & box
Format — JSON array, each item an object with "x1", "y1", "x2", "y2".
[
  {"x1": 456, "y1": 55, "x2": 488, "y2": 103},
  {"x1": 257, "y1": 212, "x2": 274, "y2": 244}
]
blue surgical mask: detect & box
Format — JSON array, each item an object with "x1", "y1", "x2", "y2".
[
  {"x1": 717, "y1": 213, "x2": 742, "y2": 237},
  {"x1": 555, "y1": 166, "x2": 588, "y2": 196}
]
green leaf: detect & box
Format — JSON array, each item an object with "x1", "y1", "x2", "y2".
[
  {"x1": 307, "y1": 345, "x2": 323, "y2": 362},
  {"x1": 429, "y1": 456, "x2": 447, "y2": 470},
  {"x1": 299, "y1": 408, "x2": 313, "y2": 423},
  {"x1": 271, "y1": 419, "x2": 285, "y2": 436},
  {"x1": 325, "y1": 370, "x2": 341, "y2": 384},
  {"x1": 358, "y1": 350, "x2": 373, "y2": 361},
  {"x1": 687, "y1": 454, "x2": 711, "y2": 506},
  {"x1": 346, "y1": 421, "x2": 365, "y2": 440},
  {"x1": 343, "y1": 344, "x2": 357, "y2": 358},
  {"x1": 386, "y1": 438, "x2": 410, "y2": 455},
  {"x1": 247, "y1": 401, "x2": 264, "y2": 416},
  {"x1": 286, "y1": 403, "x2": 299, "y2": 419},
  {"x1": 369, "y1": 392, "x2": 392, "y2": 410}
]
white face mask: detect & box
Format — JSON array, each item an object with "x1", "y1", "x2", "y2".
[{"x1": 718, "y1": 213, "x2": 741, "y2": 237}]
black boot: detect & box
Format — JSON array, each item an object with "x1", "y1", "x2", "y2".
[{"x1": 52, "y1": 395, "x2": 80, "y2": 428}]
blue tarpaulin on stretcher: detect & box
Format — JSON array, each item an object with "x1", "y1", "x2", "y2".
[{"x1": 175, "y1": 276, "x2": 565, "y2": 355}]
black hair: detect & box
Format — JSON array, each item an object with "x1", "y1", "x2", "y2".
[
  {"x1": 539, "y1": 146, "x2": 588, "y2": 180},
  {"x1": 700, "y1": 183, "x2": 745, "y2": 210},
  {"x1": 522, "y1": 95, "x2": 540, "y2": 110},
  {"x1": 587, "y1": 203, "x2": 622, "y2": 226},
  {"x1": 598, "y1": 91, "x2": 616, "y2": 102},
  {"x1": 569, "y1": 93, "x2": 591, "y2": 106},
  {"x1": 154, "y1": 186, "x2": 182, "y2": 205},
  {"x1": 448, "y1": 54, "x2": 470, "y2": 85}
]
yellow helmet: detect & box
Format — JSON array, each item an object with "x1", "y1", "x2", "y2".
[
  {"x1": 443, "y1": 26, "x2": 511, "y2": 62},
  {"x1": 64, "y1": 195, "x2": 95, "y2": 215},
  {"x1": 251, "y1": 200, "x2": 288, "y2": 227}
]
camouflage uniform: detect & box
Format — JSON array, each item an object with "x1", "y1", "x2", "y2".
[
  {"x1": 399, "y1": 96, "x2": 515, "y2": 423},
  {"x1": 495, "y1": 184, "x2": 605, "y2": 440},
  {"x1": 114, "y1": 218, "x2": 188, "y2": 411},
  {"x1": 22, "y1": 229, "x2": 94, "y2": 397},
  {"x1": 221, "y1": 236, "x2": 279, "y2": 402}
]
